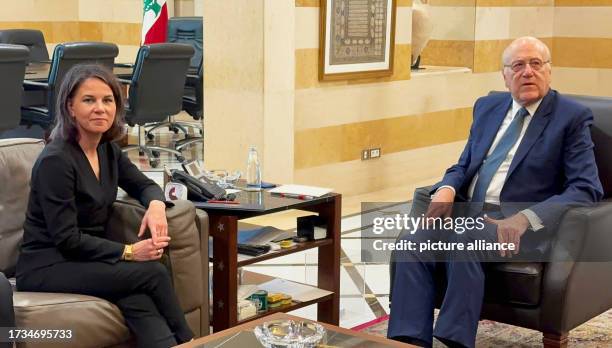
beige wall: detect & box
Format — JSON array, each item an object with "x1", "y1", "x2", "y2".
[
  {"x1": 419, "y1": 0, "x2": 476, "y2": 68},
  {"x1": 9, "y1": 0, "x2": 605, "y2": 196},
  {"x1": 203, "y1": 0, "x2": 501, "y2": 195},
  {"x1": 0, "y1": 0, "x2": 154, "y2": 62},
  {"x1": 202, "y1": 0, "x2": 267, "y2": 179},
  {"x1": 552, "y1": 1, "x2": 612, "y2": 96},
  {"x1": 203, "y1": 0, "x2": 612, "y2": 197},
  {"x1": 290, "y1": 1, "x2": 549, "y2": 195}
]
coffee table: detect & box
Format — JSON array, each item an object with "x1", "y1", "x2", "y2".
[
  {"x1": 175, "y1": 312, "x2": 413, "y2": 347},
  {"x1": 193, "y1": 189, "x2": 341, "y2": 332}
]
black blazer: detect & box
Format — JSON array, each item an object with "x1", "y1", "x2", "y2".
[{"x1": 16, "y1": 139, "x2": 166, "y2": 279}]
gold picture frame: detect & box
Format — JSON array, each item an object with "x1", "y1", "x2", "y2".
[{"x1": 319, "y1": 0, "x2": 397, "y2": 81}]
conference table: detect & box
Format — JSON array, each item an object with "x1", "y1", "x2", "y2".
[
  {"x1": 22, "y1": 62, "x2": 134, "y2": 107},
  {"x1": 24, "y1": 61, "x2": 133, "y2": 81}
]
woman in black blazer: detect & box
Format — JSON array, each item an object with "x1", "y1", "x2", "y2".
[{"x1": 16, "y1": 64, "x2": 193, "y2": 348}]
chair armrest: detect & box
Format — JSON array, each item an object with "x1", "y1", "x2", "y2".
[
  {"x1": 106, "y1": 199, "x2": 205, "y2": 316},
  {"x1": 195, "y1": 208, "x2": 210, "y2": 335},
  {"x1": 23, "y1": 80, "x2": 49, "y2": 91},
  {"x1": 550, "y1": 201, "x2": 612, "y2": 262},
  {"x1": 0, "y1": 272, "x2": 15, "y2": 327},
  {"x1": 117, "y1": 78, "x2": 132, "y2": 85},
  {"x1": 539, "y1": 201, "x2": 612, "y2": 332}
]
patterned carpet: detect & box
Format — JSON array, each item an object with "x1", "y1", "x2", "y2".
[{"x1": 357, "y1": 309, "x2": 612, "y2": 347}]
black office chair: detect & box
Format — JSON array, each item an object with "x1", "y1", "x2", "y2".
[
  {"x1": 121, "y1": 43, "x2": 194, "y2": 168},
  {"x1": 168, "y1": 16, "x2": 202, "y2": 71},
  {"x1": 172, "y1": 58, "x2": 204, "y2": 152},
  {"x1": 0, "y1": 44, "x2": 28, "y2": 133},
  {"x1": 145, "y1": 17, "x2": 204, "y2": 143},
  {"x1": 20, "y1": 42, "x2": 119, "y2": 129},
  {"x1": 0, "y1": 29, "x2": 49, "y2": 63}
]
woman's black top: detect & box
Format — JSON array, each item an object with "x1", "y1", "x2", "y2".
[{"x1": 16, "y1": 139, "x2": 166, "y2": 278}]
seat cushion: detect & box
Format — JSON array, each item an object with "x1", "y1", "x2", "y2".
[
  {"x1": 484, "y1": 262, "x2": 543, "y2": 306},
  {"x1": 14, "y1": 291, "x2": 130, "y2": 348}
]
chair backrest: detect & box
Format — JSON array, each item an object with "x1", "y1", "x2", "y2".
[
  {"x1": 0, "y1": 138, "x2": 45, "y2": 277},
  {"x1": 47, "y1": 42, "x2": 119, "y2": 116},
  {"x1": 126, "y1": 43, "x2": 194, "y2": 125},
  {"x1": 0, "y1": 29, "x2": 49, "y2": 62},
  {"x1": 566, "y1": 94, "x2": 612, "y2": 199},
  {"x1": 189, "y1": 60, "x2": 204, "y2": 115},
  {"x1": 167, "y1": 17, "x2": 203, "y2": 69},
  {"x1": 0, "y1": 44, "x2": 29, "y2": 132}
]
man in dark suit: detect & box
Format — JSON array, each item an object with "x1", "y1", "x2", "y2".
[{"x1": 387, "y1": 37, "x2": 603, "y2": 348}]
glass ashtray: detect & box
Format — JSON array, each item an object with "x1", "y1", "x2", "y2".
[
  {"x1": 203, "y1": 169, "x2": 241, "y2": 188},
  {"x1": 253, "y1": 320, "x2": 325, "y2": 348}
]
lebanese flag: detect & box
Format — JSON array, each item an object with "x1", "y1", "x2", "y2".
[{"x1": 142, "y1": 0, "x2": 168, "y2": 44}]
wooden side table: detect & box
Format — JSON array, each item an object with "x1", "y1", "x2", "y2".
[{"x1": 194, "y1": 191, "x2": 341, "y2": 332}]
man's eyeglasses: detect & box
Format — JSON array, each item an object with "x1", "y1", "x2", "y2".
[{"x1": 504, "y1": 59, "x2": 550, "y2": 72}]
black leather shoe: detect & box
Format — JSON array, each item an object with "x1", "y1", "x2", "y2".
[
  {"x1": 434, "y1": 336, "x2": 468, "y2": 348},
  {"x1": 390, "y1": 335, "x2": 431, "y2": 347}
]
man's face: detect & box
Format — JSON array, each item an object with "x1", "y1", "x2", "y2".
[{"x1": 502, "y1": 43, "x2": 551, "y2": 106}]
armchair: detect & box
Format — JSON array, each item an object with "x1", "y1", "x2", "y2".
[
  {"x1": 0, "y1": 138, "x2": 210, "y2": 348},
  {"x1": 389, "y1": 94, "x2": 612, "y2": 348}
]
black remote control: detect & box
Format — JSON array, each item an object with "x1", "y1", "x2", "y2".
[{"x1": 238, "y1": 244, "x2": 271, "y2": 256}]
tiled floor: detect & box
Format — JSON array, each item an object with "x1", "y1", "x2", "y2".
[{"x1": 135, "y1": 120, "x2": 431, "y2": 330}]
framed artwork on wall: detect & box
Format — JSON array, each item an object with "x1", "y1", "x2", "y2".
[{"x1": 319, "y1": 0, "x2": 397, "y2": 81}]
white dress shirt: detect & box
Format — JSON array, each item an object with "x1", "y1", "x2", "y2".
[{"x1": 438, "y1": 98, "x2": 545, "y2": 230}]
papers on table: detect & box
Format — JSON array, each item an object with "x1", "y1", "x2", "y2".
[
  {"x1": 268, "y1": 184, "x2": 332, "y2": 198},
  {"x1": 238, "y1": 225, "x2": 294, "y2": 245},
  {"x1": 257, "y1": 278, "x2": 333, "y2": 303}
]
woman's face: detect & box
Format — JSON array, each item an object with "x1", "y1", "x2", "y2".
[{"x1": 68, "y1": 77, "x2": 116, "y2": 138}]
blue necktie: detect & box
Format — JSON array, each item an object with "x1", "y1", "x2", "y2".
[{"x1": 471, "y1": 107, "x2": 529, "y2": 202}]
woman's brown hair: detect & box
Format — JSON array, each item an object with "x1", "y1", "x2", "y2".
[{"x1": 49, "y1": 64, "x2": 125, "y2": 143}]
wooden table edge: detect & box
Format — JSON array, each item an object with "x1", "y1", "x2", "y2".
[{"x1": 175, "y1": 312, "x2": 414, "y2": 347}]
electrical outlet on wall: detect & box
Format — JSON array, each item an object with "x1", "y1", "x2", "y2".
[
  {"x1": 370, "y1": 147, "x2": 381, "y2": 158},
  {"x1": 361, "y1": 149, "x2": 370, "y2": 160}
]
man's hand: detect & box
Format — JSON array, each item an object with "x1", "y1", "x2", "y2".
[
  {"x1": 425, "y1": 187, "x2": 455, "y2": 224},
  {"x1": 484, "y1": 213, "x2": 530, "y2": 257},
  {"x1": 138, "y1": 200, "x2": 169, "y2": 248}
]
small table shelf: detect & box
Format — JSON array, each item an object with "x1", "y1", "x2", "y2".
[
  {"x1": 237, "y1": 238, "x2": 333, "y2": 267},
  {"x1": 196, "y1": 190, "x2": 342, "y2": 332}
]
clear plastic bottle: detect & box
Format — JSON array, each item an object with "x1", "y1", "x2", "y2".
[{"x1": 246, "y1": 145, "x2": 261, "y2": 190}]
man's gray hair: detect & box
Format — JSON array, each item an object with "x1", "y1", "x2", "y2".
[{"x1": 501, "y1": 36, "x2": 551, "y2": 66}]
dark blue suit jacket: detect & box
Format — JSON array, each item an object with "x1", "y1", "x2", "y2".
[{"x1": 431, "y1": 90, "x2": 603, "y2": 228}]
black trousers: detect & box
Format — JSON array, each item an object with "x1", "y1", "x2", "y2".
[
  {"x1": 1, "y1": 272, "x2": 15, "y2": 348},
  {"x1": 17, "y1": 261, "x2": 193, "y2": 348}
]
